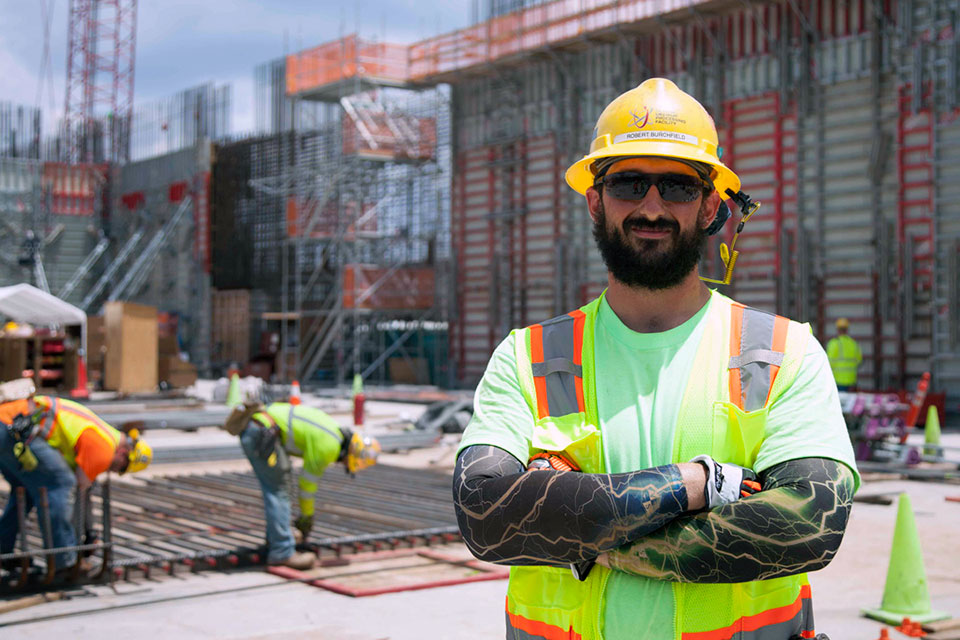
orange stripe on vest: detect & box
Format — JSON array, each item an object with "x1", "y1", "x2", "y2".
[
  {"x1": 681, "y1": 584, "x2": 813, "y2": 640},
  {"x1": 506, "y1": 597, "x2": 583, "y2": 640}
]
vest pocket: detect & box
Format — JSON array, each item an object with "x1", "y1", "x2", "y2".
[
  {"x1": 711, "y1": 402, "x2": 768, "y2": 468},
  {"x1": 507, "y1": 566, "x2": 591, "y2": 639},
  {"x1": 531, "y1": 413, "x2": 603, "y2": 473}
]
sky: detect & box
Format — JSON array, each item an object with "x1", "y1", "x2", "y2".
[{"x1": 0, "y1": 0, "x2": 474, "y2": 134}]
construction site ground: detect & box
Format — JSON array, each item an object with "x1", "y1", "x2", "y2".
[{"x1": 1, "y1": 391, "x2": 958, "y2": 639}]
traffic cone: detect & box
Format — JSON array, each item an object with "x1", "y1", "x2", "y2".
[
  {"x1": 70, "y1": 355, "x2": 90, "y2": 399},
  {"x1": 225, "y1": 373, "x2": 242, "y2": 407},
  {"x1": 923, "y1": 405, "x2": 941, "y2": 458},
  {"x1": 862, "y1": 493, "x2": 949, "y2": 625},
  {"x1": 289, "y1": 380, "x2": 301, "y2": 406}
]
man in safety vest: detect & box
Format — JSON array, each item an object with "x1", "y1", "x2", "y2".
[
  {"x1": 223, "y1": 402, "x2": 381, "y2": 570},
  {"x1": 453, "y1": 79, "x2": 859, "y2": 640},
  {"x1": 826, "y1": 318, "x2": 862, "y2": 391},
  {"x1": 0, "y1": 378, "x2": 153, "y2": 572}
]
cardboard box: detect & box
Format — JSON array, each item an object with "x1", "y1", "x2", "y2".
[
  {"x1": 388, "y1": 357, "x2": 429, "y2": 384},
  {"x1": 104, "y1": 302, "x2": 158, "y2": 393},
  {"x1": 158, "y1": 355, "x2": 197, "y2": 388}
]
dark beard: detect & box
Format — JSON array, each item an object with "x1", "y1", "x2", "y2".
[{"x1": 591, "y1": 200, "x2": 709, "y2": 290}]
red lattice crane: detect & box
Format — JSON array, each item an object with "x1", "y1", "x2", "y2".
[{"x1": 64, "y1": 0, "x2": 137, "y2": 163}]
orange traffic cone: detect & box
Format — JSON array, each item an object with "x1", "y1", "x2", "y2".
[
  {"x1": 289, "y1": 380, "x2": 301, "y2": 405},
  {"x1": 70, "y1": 355, "x2": 90, "y2": 399}
]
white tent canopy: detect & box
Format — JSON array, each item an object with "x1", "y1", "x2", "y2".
[
  {"x1": 0, "y1": 284, "x2": 86, "y2": 326},
  {"x1": 0, "y1": 284, "x2": 87, "y2": 357}
]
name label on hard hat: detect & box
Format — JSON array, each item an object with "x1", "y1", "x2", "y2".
[{"x1": 613, "y1": 131, "x2": 699, "y2": 146}]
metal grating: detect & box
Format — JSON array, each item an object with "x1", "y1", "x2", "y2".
[{"x1": 0, "y1": 464, "x2": 457, "y2": 591}]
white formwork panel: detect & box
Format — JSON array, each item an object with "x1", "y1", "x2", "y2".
[{"x1": 796, "y1": 75, "x2": 900, "y2": 387}]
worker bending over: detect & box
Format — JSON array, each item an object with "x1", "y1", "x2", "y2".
[
  {"x1": 826, "y1": 317, "x2": 863, "y2": 391},
  {"x1": 224, "y1": 402, "x2": 380, "y2": 570},
  {"x1": 0, "y1": 378, "x2": 152, "y2": 573},
  {"x1": 453, "y1": 79, "x2": 858, "y2": 640}
]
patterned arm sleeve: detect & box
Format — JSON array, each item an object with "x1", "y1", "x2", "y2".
[
  {"x1": 453, "y1": 444, "x2": 694, "y2": 566},
  {"x1": 602, "y1": 458, "x2": 856, "y2": 583}
]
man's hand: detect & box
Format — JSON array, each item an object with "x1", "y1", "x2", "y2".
[
  {"x1": 690, "y1": 455, "x2": 761, "y2": 509},
  {"x1": 293, "y1": 515, "x2": 312, "y2": 541}
]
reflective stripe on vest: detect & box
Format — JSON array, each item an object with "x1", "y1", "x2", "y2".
[
  {"x1": 530, "y1": 310, "x2": 586, "y2": 419},
  {"x1": 728, "y1": 304, "x2": 790, "y2": 412},
  {"x1": 682, "y1": 584, "x2": 814, "y2": 640},
  {"x1": 506, "y1": 601, "x2": 582, "y2": 640},
  {"x1": 284, "y1": 405, "x2": 303, "y2": 455},
  {"x1": 36, "y1": 397, "x2": 59, "y2": 439}
]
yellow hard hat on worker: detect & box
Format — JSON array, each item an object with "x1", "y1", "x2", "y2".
[
  {"x1": 345, "y1": 431, "x2": 380, "y2": 474},
  {"x1": 566, "y1": 77, "x2": 741, "y2": 197},
  {"x1": 836, "y1": 317, "x2": 850, "y2": 330},
  {"x1": 124, "y1": 428, "x2": 152, "y2": 474}
]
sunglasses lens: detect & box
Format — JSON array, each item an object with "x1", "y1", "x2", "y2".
[
  {"x1": 602, "y1": 172, "x2": 704, "y2": 203},
  {"x1": 657, "y1": 176, "x2": 703, "y2": 203},
  {"x1": 603, "y1": 174, "x2": 651, "y2": 201}
]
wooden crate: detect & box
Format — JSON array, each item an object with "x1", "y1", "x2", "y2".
[
  {"x1": 104, "y1": 302, "x2": 158, "y2": 393},
  {"x1": 211, "y1": 289, "x2": 251, "y2": 366}
]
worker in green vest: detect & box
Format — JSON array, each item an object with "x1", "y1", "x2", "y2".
[
  {"x1": 453, "y1": 79, "x2": 859, "y2": 640},
  {"x1": 826, "y1": 318, "x2": 862, "y2": 391},
  {"x1": 223, "y1": 402, "x2": 380, "y2": 570}
]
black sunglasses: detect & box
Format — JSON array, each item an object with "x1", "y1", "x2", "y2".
[{"x1": 598, "y1": 171, "x2": 709, "y2": 203}]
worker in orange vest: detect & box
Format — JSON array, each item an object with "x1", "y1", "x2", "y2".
[{"x1": 0, "y1": 378, "x2": 152, "y2": 573}]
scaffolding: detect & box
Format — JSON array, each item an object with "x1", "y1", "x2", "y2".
[{"x1": 224, "y1": 36, "x2": 451, "y2": 387}]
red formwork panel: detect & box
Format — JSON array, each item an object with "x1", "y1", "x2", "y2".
[
  {"x1": 342, "y1": 264, "x2": 435, "y2": 310},
  {"x1": 450, "y1": 134, "x2": 563, "y2": 385},
  {"x1": 716, "y1": 93, "x2": 798, "y2": 315},
  {"x1": 341, "y1": 111, "x2": 437, "y2": 162},
  {"x1": 285, "y1": 197, "x2": 377, "y2": 238},
  {"x1": 42, "y1": 162, "x2": 104, "y2": 216}
]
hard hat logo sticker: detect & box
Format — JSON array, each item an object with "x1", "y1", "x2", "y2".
[{"x1": 630, "y1": 107, "x2": 650, "y2": 129}]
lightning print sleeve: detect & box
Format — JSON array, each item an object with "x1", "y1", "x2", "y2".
[
  {"x1": 602, "y1": 458, "x2": 856, "y2": 583},
  {"x1": 453, "y1": 444, "x2": 694, "y2": 566}
]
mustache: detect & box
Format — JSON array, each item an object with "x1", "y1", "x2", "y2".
[{"x1": 623, "y1": 217, "x2": 679, "y2": 233}]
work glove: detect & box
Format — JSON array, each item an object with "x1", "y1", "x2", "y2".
[
  {"x1": 690, "y1": 455, "x2": 762, "y2": 509},
  {"x1": 293, "y1": 515, "x2": 313, "y2": 541}
]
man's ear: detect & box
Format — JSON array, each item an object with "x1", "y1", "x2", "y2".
[
  {"x1": 586, "y1": 187, "x2": 602, "y2": 223},
  {"x1": 701, "y1": 190, "x2": 721, "y2": 230}
]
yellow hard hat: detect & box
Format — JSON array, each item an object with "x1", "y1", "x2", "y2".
[
  {"x1": 125, "y1": 430, "x2": 152, "y2": 474},
  {"x1": 836, "y1": 317, "x2": 850, "y2": 329},
  {"x1": 565, "y1": 78, "x2": 740, "y2": 198},
  {"x1": 346, "y1": 432, "x2": 380, "y2": 474}
]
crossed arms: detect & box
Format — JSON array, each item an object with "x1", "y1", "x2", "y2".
[{"x1": 453, "y1": 445, "x2": 855, "y2": 583}]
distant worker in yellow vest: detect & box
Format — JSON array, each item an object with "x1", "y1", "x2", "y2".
[
  {"x1": 826, "y1": 318, "x2": 862, "y2": 391},
  {"x1": 0, "y1": 378, "x2": 152, "y2": 573},
  {"x1": 453, "y1": 79, "x2": 858, "y2": 640},
  {"x1": 223, "y1": 402, "x2": 380, "y2": 570}
]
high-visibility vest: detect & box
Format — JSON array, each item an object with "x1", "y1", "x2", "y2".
[
  {"x1": 826, "y1": 335, "x2": 861, "y2": 386},
  {"x1": 506, "y1": 292, "x2": 815, "y2": 640},
  {"x1": 33, "y1": 395, "x2": 122, "y2": 470},
  {"x1": 252, "y1": 403, "x2": 344, "y2": 517}
]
